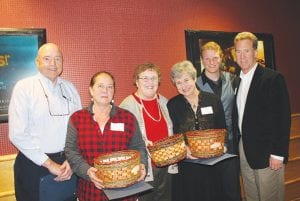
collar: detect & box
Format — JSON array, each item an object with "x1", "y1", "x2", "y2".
[
  {"x1": 37, "y1": 72, "x2": 62, "y2": 86},
  {"x1": 240, "y1": 63, "x2": 258, "y2": 80},
  {"x1": 200, "y1": 70, "x2": 224, "y2": 85},
  {"x1": 87, "y1": 102, "x2": 117, "y2": 117},
  {"x1": 132, "y1": 92, "x2": 160, "y2": 104},
  {"x1": 200, "y1": 70, "x2": 209, "y2": 85}
]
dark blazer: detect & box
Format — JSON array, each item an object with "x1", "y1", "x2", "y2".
[{"x1": 232, "y1": 65, "x2": 291, "y2": 169}]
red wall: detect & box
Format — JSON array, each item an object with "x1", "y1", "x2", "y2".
[{"x1": 1, "y1": 0, "x2": 299, "y2": 155}]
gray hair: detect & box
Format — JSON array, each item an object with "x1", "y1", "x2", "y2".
[{"x1": 170, "y1": 60, "x2": 197, "y2": 84}]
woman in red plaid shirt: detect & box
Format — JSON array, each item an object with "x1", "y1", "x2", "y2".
[{"x1": 65, "y1": 71, "x2": 147, "y2": 201}]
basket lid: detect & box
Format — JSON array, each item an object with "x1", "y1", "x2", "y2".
[{"x1": 94, "y1": 150, "x2": 140, "y2": 165}]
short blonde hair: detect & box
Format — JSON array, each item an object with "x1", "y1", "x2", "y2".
[
  {"x1": 234, "y1": 32, "x2": 258, "y2": 49},
  {"x1": 201, "y1": 41, "x2": 224, "y2": 59},
  {"x1": 170, "y1": 60, "x2": 197, "y2": 84}
]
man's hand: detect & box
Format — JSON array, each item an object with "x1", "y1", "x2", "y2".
[
  {"x1": 55, "y1": 160, "x2": 73, "y2": 181},
  {"x1": 42, "y1": 159, "x2": 74, "y2": 181},
  {"x1": 42, "y1": 158, "x2": 62, "y2": 176},
  {"x1": 269, "y1": 157, "x2": 284, "y2": 170}
]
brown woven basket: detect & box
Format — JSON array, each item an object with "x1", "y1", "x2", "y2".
[
  {"x1": 186, "y1": 129, "x2": 226, "y2": 158},
  {"x1": 94, "y1": 150, "x2": 141, "y2": 188},
  {"x1": 147, "y1": 134, "x2": 187, "y2": 167}
]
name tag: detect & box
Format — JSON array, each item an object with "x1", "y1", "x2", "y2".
[
  {"x1": 201, "y1": 106, "x2": 213, "y2": 115},
  {"x1": 110, "y1": 123, "x2": 124, "y2": 131}
]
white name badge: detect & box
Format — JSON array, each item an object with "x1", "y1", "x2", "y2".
[
  {"x1": 201, "y1": 106, "x2": 213, "y2": 115},
  {"x1": 110, "y1": 123, "x2": 124, "y2": 131}
]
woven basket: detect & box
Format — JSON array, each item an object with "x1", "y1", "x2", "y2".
[
  {"x1": 147, "y1": 134, "x2": 186, "y2": 167},
  {"x1": 94, "y1": 150, "x2": 141, "y2": 188},
  {"x1": 186, "y1": 129, "x2": 226, "y2": 158}
]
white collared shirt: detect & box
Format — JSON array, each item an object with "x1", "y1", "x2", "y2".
[
  {"x1": 9, "y1": 73, "x2": 82, "y2": 165},
  {"x1": 236, "y1": 63, "x2": 257, "y2": 132}
]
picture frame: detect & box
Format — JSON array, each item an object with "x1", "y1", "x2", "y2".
[
  {"x1": 0, "y1": 28, "x2": 46, "y2": 123},
  {"x1": 185, "y1": 30, "x2": 276, "y2": 76}
]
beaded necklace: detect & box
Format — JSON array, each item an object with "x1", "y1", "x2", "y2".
[{"x1": 138, "y1": 95, "x2": 162, "y2": 122}]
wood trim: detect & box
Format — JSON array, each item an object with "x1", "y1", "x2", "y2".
[
  {"x1": 0, "y1": 190, "x2": 15, "y2": 197},
  {"x1": 288, "y1": 156, "x2": 300, "y2": 162},
  {"x1": 285, "y1": 178, "x2": 300, "y2": 201},
  {"x1": 0, "y1": 154, "x2": 16, "y2": 199},
  {"x1": 289, "y1": 137, "x2": 300, "y2": 159},
  {"x1": 285, "y1": 177, "x2": 300, "y2": 185},
  {"x1": 290, "y1": 135, "x2": 300, "y2": 140},
  {"x1": 291, "y1": 113, "x2": 300, "y2": 117},
  {"x1": 0, "y1": 154, "x2": 16, "y2": 162}
]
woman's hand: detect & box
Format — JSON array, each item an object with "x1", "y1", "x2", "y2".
[
  {"x1": 137, "y1": 164, "x2": 146, "y2": 181},
  {"x1": 186, "y1": 146, "x2": 198, "y2": 159},
  {"x1": 145, "y1": 140, "x2": 153, "y2": 147},
  {"x1": 87, "y1": 167, "x2": 105, "y2": 189},
  {"x1": 223, "y1": 146, "x2": 228, "y2": 153}
]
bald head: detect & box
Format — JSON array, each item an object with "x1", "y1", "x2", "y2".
[
  {"x1": 37, "y1": 43, "x2": 62, "y2": 59},
  {"x1": 36, "y1": 43, "x2": 63, "y2": 83}
]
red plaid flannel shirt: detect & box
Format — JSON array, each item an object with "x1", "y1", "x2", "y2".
[{"x1": 70, "y1": 106, "x2": 138, "y2": 201}]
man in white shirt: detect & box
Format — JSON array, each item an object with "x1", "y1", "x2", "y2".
[
  {"x1": 9, "y1": 43, "x2": 82, "y2": 201},
  {"x1": 233, "y1": 32, "x2": 291, "y2": 201}
]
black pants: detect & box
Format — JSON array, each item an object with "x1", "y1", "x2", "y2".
[
  {"x1": 217, "y1": 157, "x2": 242, "y2": 201},
  {"x1": 138, "y1": 166, "x2": 172, "y2": 201},
  {"x1": 14, "y1": 152, "x2": 76, "y2": 201}
]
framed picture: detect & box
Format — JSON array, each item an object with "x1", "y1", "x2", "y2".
[
  {"x1": 185, "y1": 30, "x2": 276, "y2": 76},
  {"x1": 0, "y1": 28, "x2": 46, "y2": 123}
]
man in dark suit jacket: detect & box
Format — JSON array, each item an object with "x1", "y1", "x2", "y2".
[{"x1": 232, "y1": 32, "x2": 291, "y2": 201}]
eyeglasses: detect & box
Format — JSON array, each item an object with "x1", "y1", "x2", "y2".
[
  {"x1": 39, "y1": 80, "x2": 70, "y2": 116},
  {"x1": 138, "y1": 76, "x2": 159, "y2": 83},
  {"x1": 42, "y1": 56, "x2": 62, "y2": 64}
]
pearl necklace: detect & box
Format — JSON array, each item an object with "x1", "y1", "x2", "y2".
[{"x1": 138, "y1": 95, "x2": 162, "y2": 122}]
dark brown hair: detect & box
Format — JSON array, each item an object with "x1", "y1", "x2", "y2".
[{"x1": 89, "y1": 71, "x2": 115, "y2": 88}]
